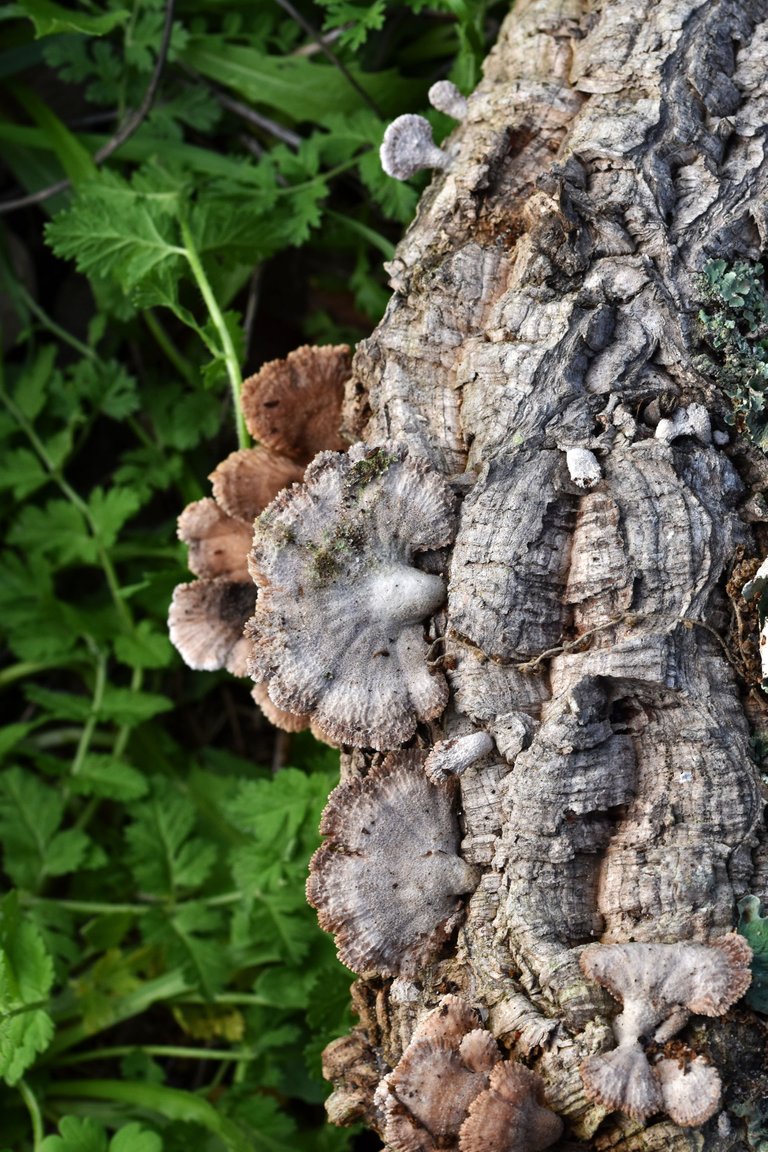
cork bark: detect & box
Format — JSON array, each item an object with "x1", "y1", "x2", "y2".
[{"x1": 327, "y1": 1, "x2": 768, "y2": 1148}]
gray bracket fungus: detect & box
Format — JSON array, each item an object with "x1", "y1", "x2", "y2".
[
  {"x1": 306, "y1": 751, "x2": 478, "y2": 978},
  {"x1": 579, "y1": 936, "x2": 752, "y2": 1125},
  {"x1": 246, "y1": 441, "x2": 458, "y2": 750},
  {"x1": 375, "y1": 994, "x2": 563, "y2": 1152}
]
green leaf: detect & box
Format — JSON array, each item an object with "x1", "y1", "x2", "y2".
[
  {"x1": 0, "y1": 448, "x2": 47, "y2": 499},
  {"x1": 40, "y1": 1118, "x2": 164, "y2": 1152},
  {"x1": 50, "y1": 1080, "x2": 251, "y2": 1152},
  {"x1": 40, "y1": 1115, "x2": 107, "y2": 1152},
  {"x1": 125, "y1": 779, "x2": 218, "y2": 897},
  {"x1": 70, "y1": 755, "x2": 148, "y2": 802},
  {"x1": 8, "y1": 498, "x2": 96, "y2": 565},
  {"x1": 96, "y1": 687, "x2": 173, "y2": 725},
  {"x1": 0, "y1": 767, "x2": 101, "y2": 888},
  {"x1": 9, "y1": 81, "x2": 96, "y2": 184},
  {"x1": 45, "y1": 172, "x2": 185, "y2": 298},
  {"x1": 739, "y1": 895, "x2": 768, "y2": 1013},
  {"x1": 0, "y1": 892, "x2": 54, "y2": 1083},
  {"x1": 114, "y1": 623, "x2": 175, "y2": 670},
  {"x1": 18, "y1": 0, "x2": 130, "y2": 38},
  {"x1": 142, "y1": 904, "x2": 230, "y2": 998},
  {"x1": 87, "y1": 486, "x2": 141, "y2": 549},
  {"x1": 180, "y1": 38, "x2": 423, "y2": 122}
]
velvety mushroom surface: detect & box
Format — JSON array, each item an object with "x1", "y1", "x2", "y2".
[
  {"x1": 246, "y1": 441, "x2": 457, "y2": 749},
  {"x1": 306, "y1": 752, "x2": 477, "y2": 976}
]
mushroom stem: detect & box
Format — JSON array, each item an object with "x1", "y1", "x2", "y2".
[{"x1": 366, "y1": 565, "x2": 446, "y2": 625}]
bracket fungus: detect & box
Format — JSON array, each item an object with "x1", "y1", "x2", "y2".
[
  {"x1": 246, "y1": 441, "x2": 457, "y2": 748},
  {"x1": 579, "y1": 935, "x2": 752, "y2": 1124},
  {"x1": 380, "y1": 114, "x2": 449, "y2": 181},
  {"x1": 168, "y1": 344, "x2": 349, "y2": 706},
  {"x1": 376, "y1": 995, "x2": 562, "y2": 1152},
  {"x1": 306, "y1": 753, "x2": 478, "y2": 977}
]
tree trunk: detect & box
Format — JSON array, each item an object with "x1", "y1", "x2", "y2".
[{"x1": 326, "y1": 1, "x2": 768, "y2": 1148}]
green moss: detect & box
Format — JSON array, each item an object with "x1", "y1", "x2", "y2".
[
  {"x1": 346, "y1": 448, "x2": 398, "y2": 488},
  {"x1": 698, "y1": 258, "x2": 768, "y2": 449}
]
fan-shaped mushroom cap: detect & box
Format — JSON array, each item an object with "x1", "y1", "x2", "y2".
[
  {"x1": 580, "y1": 935, "x2": 752, "y2": 1023},
  {"x1": 247, "y1": 442, "x2": 457, "y2": 749},
  {"x1": 250, "y1": 682, "x2": 311, "y2": 733},
  {"x1": 458, "y1": 1062, "x2": 564, "y2": 1152},
  {"x1": 177, "y1": 498, "x2": 252, "y2": 582},
  {"x1": 241, "y1": 344, "x2": 350, "y2": 462},
  {"x1": 306, "y1": 753, "x2": 478, "y2": 976},
  {"x1": 580, "y1": 1040, "x2": 663, "y2": 1121},
  {"x1": 168, "y1": 579, "x2": 255, "y2": 676},
  {"x1": 384, "y1": 1040, "x2": 492, "y2": 1151},
  {"x1": 380, "y1": 114, "x2": 449, "y2": 180},
  {"x1": 578, "y1": 936, "x2": 751, "y2": 1124},
  {"x1": 169, "y1": 344, "x2": 348, "y2": 715},
  {"x1": 209, "y1": 448, "x2": 304, "y2": 524},
  {"x1": 655, "y1": 1053, "x2": 722, "y2": 1128},
  {"x1": 378, "y1": 995, "x2": 500, "y2": 1152}
]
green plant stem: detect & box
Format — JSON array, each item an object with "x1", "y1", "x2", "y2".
[
  {"x1": 15, "y1": 281, "x2": 96, "y2": 360},
  {"x1": 58, "y1": 1043, "x2": 255, "y2": 1065},
  {"x1": 70, "y1": 645, "x2": 108, "y2": 779},
  {"x1": 18, "y1": 1079, "x2": 44, "y2": 1151},
  {"x1": 0, "y1": 659, "x2": 77, "y2": 687},
  {"x1": 326, "y1": 210, "x2": 395, "y2": 259},
  {"x1": 178, "y1": 215, "x2": 248, "y2": 450},
  {"x1": 0, "y1": 387, "x2": 132, "y2": 628},
  {"x1": 113, "y1": 665, "x2": 143, "y2": 761},
  {"x1": 143, "y1": 309, "x2": 197, "y2": 385},
  {"x1": 24, "y1": 890, "x2": 243, "y2": 915}
]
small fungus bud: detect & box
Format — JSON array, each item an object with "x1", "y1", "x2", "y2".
[
  {"x1": 565, "y1": 447, "x2": 602, "y2": 489},
  {"x1": 425, "y1": 732, "x2": 494, "y2": 782},
  {"x1": 428, "y1": 80, "x2": 469, "y2": 120},
  {"x1": 380, "y1": 114, "x2": 449, "y2": 181}
]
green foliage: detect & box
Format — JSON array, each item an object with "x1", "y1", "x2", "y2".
[
  {"x1": 738, "y1": 895, "x2": 768, "y2": 1014},
  {"x1": 0, "y1": 0, "x2": 506, "y2": 1146},
  {"x1": 698, "y1": 258, "x2": 768, "y2": 448}
]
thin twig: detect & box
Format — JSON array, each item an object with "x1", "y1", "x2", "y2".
[
  {"x1": 275, "y1": 0, "x2": 382, "y2": 117},
  {"x1": 216, "y1": 91, "x2": 302, "y2": 149},
  {"x1": 0, "y1": 0, "x2": 176, "y2": 216}
]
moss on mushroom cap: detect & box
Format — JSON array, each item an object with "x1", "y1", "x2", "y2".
[{"x1": 246, "y1": 441, "x2": 458, "y2": 749}]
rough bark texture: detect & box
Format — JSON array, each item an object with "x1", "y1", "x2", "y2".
[{"x1": 327, "y1": 1, "x2": 768, "y2": 1148}]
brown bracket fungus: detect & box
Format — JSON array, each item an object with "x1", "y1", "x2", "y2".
[
  {"x1": 380, "y1": 114, "x2": 449, "y2": 181},
  {"x1": 169, "y1": 344, "x2": 349, "y2": 713},
  {"x1": 459, "y1": 1063, "x2": 564, "y2": 1152},
  {"x1": 246, "y1": 441, "x2": 457, "y2": 748},
  {"x1": 241, "y1": 343, "x2": 349, "y2": 464},
  {"x1": 306, "y1": 753, "x2": 478, "y2": 977},
  {"x1": 579, "y1": 935, "x2": 752, "y2": 1124},
  {"x1": 375, "y1": 995, "x2": 562, "y2": 1152}
]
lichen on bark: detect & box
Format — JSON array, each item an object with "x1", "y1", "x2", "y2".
[{"x1": 324, "y1": 1, "x2": 768, "y2": 1149}]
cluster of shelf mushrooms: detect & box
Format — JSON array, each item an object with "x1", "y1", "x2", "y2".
[{"x1": 168, "y1": 78, "x2": 762, "y2": 1143}]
